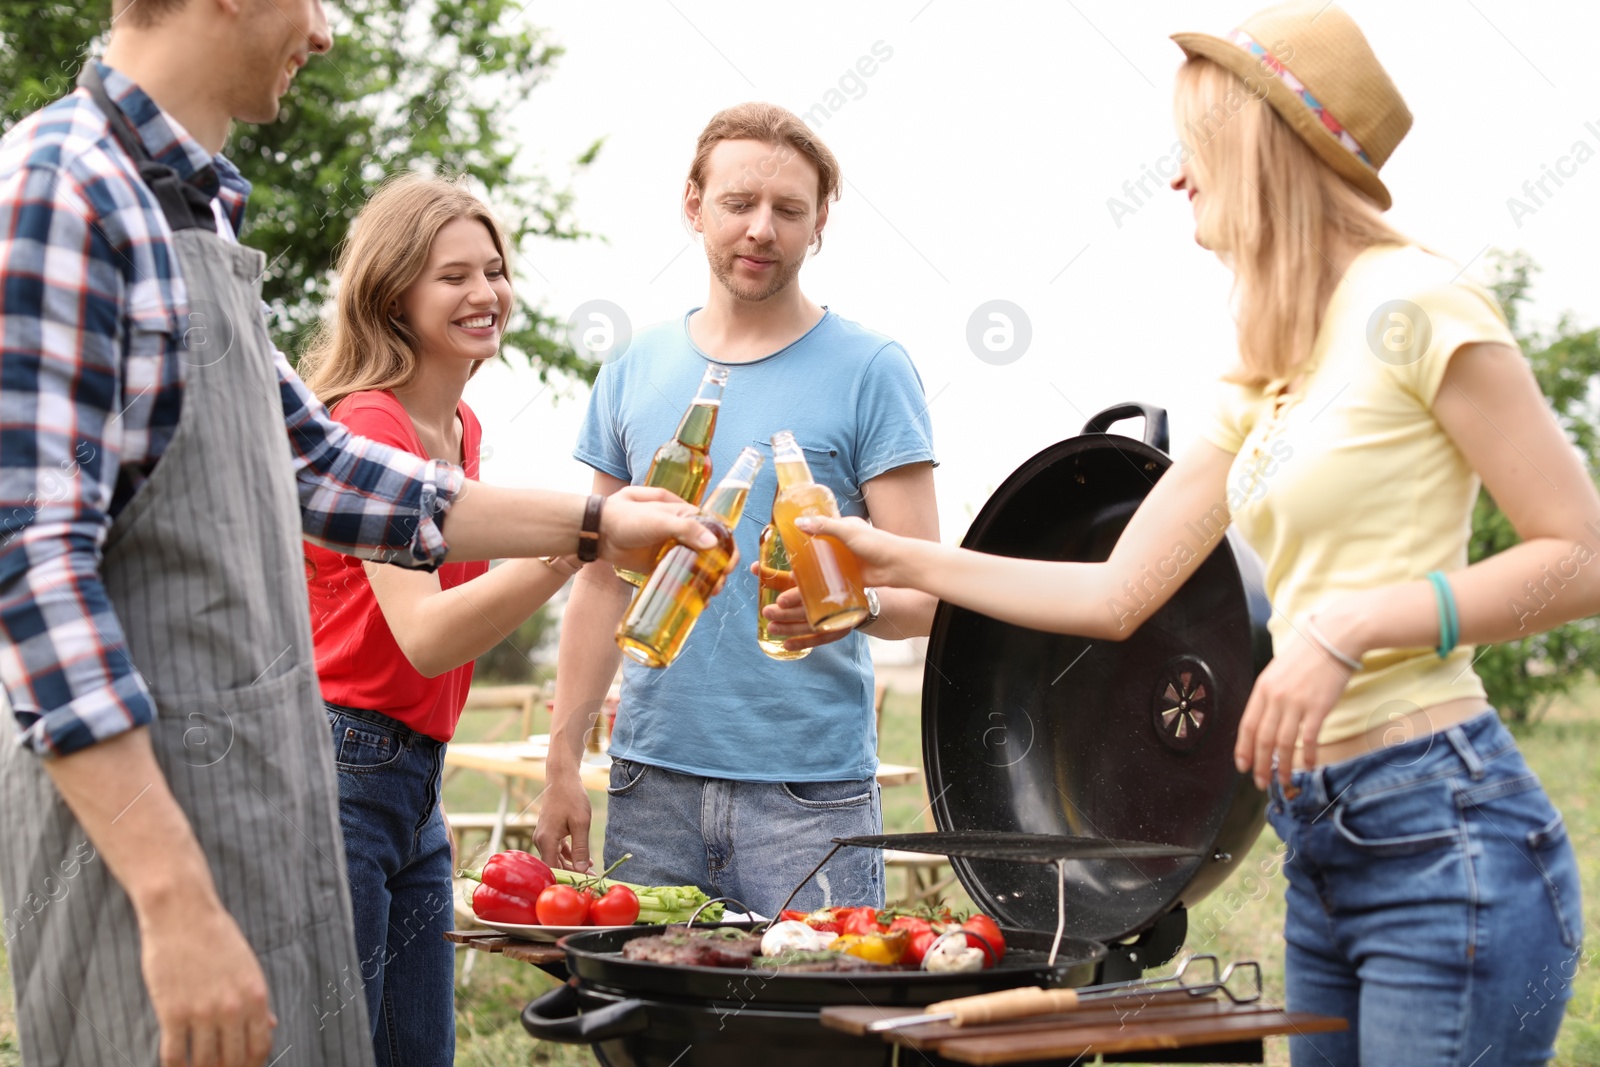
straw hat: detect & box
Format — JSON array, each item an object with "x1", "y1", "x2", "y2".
[{"x1": 1172, "y1": 1, "x2": 1411, "y2": 210}]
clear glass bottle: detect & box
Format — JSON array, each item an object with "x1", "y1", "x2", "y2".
[
  {"x1": 770, "y1": 430, "x2": 870, "y2": 632},
  {"x1": 615, "y1": 447, "x2": 762, "y2": 668},
  {"x1": 756, "y1": 522, "x2": 810, "y2": 661},
  {"x1": 615, "y1": 363, "x2": 728, "y2": 586}
]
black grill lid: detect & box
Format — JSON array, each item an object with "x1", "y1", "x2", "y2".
[{"x1": 920, "y1": 403, "x2": 1271, "y2": 945}]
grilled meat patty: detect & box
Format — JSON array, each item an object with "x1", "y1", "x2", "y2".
[{"x1": 622, "y1": 928, "x2": 764, "y2": 968}]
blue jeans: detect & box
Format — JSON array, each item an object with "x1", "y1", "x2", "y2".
[
  {"x1": 603, "y1": 758, "x2": 885, "y2": 917},
  {"x1": 1267, "y1": 709, "x2": 1581, "y2": 1066},
  {"x1": 326, "y1": 703, "x2": 455, "y2": 1067}
]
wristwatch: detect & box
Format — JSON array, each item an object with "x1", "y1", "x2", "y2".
[{"x1": 863, "y1": 587, "x2": 881, "y2": 627}]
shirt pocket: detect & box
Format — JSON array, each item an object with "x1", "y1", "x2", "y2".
[
  {"x1": 124, "y1": 295, "x2": 178, "y2": 389},
  {"x1": 745, "y1": 438, "x2": 844, "y2": 527}
]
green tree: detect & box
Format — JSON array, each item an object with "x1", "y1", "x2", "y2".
[
  {"x1": 1472, "y1": 251, "x2": 1600, "y2": 722},
  {"x1": 0, "y1": 0, "x2": 597, "y2": 382}
]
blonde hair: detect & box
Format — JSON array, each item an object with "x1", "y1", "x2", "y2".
[
  {"x1": 300, "y1": 173, "x2": 511, "y2": 412},
  {"x1": 687, "y1": 102, "x2": 842, "y2": 251},
  {"x1": 1174, "y1": 58, "x2": 1408, "y2": 387}
]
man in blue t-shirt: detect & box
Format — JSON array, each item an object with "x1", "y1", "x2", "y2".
[{"x1": 536, "y1": 102, "x2": 940, "y2": 915}]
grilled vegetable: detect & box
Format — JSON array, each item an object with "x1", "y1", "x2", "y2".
[
  {"x1": 760, "y1": 920, "x2": 836, "y2": 956},
  {"x1": 829, "y1": 929, "x2": 909, "y2": 965},
  {"x1": 923, "y1": 936, "x2": 985, "y2": 973},
  {"x1": 887, "y1": 916, "x2": 940, "y2": 965},
  {"x1": 961, "y1": 914, "x2": 1007, "y2": 965},
  {"x1": 838, "y1": 906, "x2": 886, "y2": 936}
]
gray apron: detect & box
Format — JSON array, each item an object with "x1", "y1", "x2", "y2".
[{"x1": 0, "y1": 69, "x2": 373, "y2": 1065}]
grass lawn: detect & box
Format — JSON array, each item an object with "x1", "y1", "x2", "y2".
[{"x1": 1, "y1": 682, "x2": 1596, "y2": 1066}]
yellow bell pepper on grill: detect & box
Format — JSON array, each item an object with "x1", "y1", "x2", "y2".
[{"x1": 829, "y1": 929, "x2": 910, "y2": 965}]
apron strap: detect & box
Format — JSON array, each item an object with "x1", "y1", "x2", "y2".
[{"x1": 77, "y1": 64, "x2": 217, "y2": 235}]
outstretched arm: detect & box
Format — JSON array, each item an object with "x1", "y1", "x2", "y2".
[{"x1": 799, "y1": 439, "x2": 1239, "y2": 640}]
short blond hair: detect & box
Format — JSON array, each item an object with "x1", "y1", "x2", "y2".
[{"x1": 687, "y1": 102, "x2": 842, "y2": 249}]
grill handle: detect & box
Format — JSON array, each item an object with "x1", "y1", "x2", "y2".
[
  {"x1": 521, "y1": 982, "x2": 649, "y2": 1044},
  {"x1": 1081, "y1": 402, "x2": 1170, "y2": 453},
  {"x1": 932, "y1": 985, "x2": 1082, "y2": 1026}
]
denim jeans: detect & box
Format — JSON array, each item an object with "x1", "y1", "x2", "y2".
[
  {"x1": 1266, "y1": 709, "x2": 1582, "y2": 1066},
  {"x1": 603, "y1": 758, "x2": 885, "y2": 917},
  {"x1": 325, "y1": 703, "x2": 456, "y2": 1067}
]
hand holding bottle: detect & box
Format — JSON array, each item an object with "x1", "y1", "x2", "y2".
[
  {"x1": 792, "y1": 514, "x2": 915, "y2": 590},
  {"x1": 615, "y1": 449, "x2": 762, "y2": 668},
  {"x1": 599, "y1": 486, "x2": 719, "y2": 574},
  {"x1": 750, "y1": 561, "x2": 854, "y2": 653}
]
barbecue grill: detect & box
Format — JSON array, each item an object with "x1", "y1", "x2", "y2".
[{"x1": 521, "y1": 403, "x2": 1276, "y2": 1065}]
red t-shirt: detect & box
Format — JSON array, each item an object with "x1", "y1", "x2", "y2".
[{"x1": 306, "y1": 390, "x2": 489, "y2": 742}]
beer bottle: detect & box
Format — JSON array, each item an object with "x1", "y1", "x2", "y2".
[
  {"x1": 756, "y1": 522, "x2": 810, "y2": 661},
  {"x1": 615, "y1": 447, "x2": 762, "y2": 668},
  {"x1": 615, "y1": 363, "x2": 728, "y2": 586},
  {"x1": 770, "y1": 431, "x2": 870, "y2": 632}
]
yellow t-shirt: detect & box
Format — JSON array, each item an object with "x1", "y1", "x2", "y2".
[{"x1": 1200, "y1": 243, "x2": 1516, "y2": 745}]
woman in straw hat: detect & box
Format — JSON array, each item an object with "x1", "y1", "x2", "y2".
[{"x1": 796, "y1": 2, "x2": 1596, "y2": 1061}]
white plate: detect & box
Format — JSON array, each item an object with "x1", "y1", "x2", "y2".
[{"x1": 474, "y1": 919, "x2": 632, "y2": 942}]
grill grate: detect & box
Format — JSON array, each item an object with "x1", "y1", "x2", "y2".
[{"x1": 832, "y1": 832, "x2": 1202, "y2": 864}]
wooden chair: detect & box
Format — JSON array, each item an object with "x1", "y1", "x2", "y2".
[
  {"x1": 874, "y1": 681, "x2": 959, "y2": 906},
  {"x1": 444, "y1": 684, "x2": 545, "y2": 859}
]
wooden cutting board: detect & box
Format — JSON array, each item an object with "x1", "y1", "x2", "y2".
[
  {"x1": 444, "y1": 929, "x2": 566, "y2": 966},
  {"x1": 821, "y1": 998, "x2": 1346, "y2": 1064}
]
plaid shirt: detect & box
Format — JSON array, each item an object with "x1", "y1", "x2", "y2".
[{"x1": 0, "y1": 63, "x2": 464, "y2": 757}]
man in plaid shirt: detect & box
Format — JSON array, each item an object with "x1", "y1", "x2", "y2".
[{"x1": 0, "y1": 2, "x2": 713, "y2": 1063}]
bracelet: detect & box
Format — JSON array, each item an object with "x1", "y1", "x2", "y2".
[
  {"x1": 577, "y1": 493, "x2": 604, "y2": 563},
  {"x1": 1305, "y1": 617, "x2": 1363, "y2": 673},
  {"x1": 540, "y1": 555, "x2": 579, "y2": 578},
  {"x1": 1427, "y1": 570, "x2": 1460, "y2": 658}
]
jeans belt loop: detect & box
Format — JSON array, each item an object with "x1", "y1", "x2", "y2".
[
  {"x1": 1445, "y1": 723, "x2": 1486, "y2": 780},
  {"x1": 1309, "y1": 765, "x2": 1331, "y2": 808}
]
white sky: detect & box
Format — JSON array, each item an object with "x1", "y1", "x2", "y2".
[{"x1": 465, "y1": 0, "x2": 1600, "y2": 545}]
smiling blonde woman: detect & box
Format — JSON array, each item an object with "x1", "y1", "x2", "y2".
[
  {"x1": 300, "y1": 174, "x2": 582, "y2": 1067},
  {"x1": 801, "y1": 3, "x2": 1600, "y2": 1063}
]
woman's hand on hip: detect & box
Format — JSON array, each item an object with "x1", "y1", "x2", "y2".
[{"x1": 1235, "y1": 612, "x2": 1361, "y2": 789}]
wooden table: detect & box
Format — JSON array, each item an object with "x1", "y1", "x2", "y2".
[
  {"x1": 444, "y1": 737, "x2": 923, "y2": 858},
  {"x1": 446, "y1": 929, "x2": 566, "y2": 969},
  {"x1": 821, "y1": 996, "x2": 1347, "y2": 1064}
]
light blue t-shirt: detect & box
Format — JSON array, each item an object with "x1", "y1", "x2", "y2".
[{"x1": 574, "y1": 308, "x2": 937, "y2": 782}]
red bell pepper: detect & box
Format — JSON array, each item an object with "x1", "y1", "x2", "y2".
[
  {"x1": 459, "y1": 850, "x2": 555, "y2": 925},
  {"x1": 839, "y1": 907, "x2": 886, "y2": 937}
]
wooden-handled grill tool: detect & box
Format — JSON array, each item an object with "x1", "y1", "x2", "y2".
[{"x1": 867, "y1": 954, "x2": 1262, "y2": 1033}]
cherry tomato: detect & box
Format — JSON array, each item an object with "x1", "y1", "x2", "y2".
[
  {"x1": 889, "y1": 917, "x2": 937, "y2": 965},
  {"x1": 960, "y1": 915, "x2": 1007, "y2": 966},
  {"x1": 589, "y1": 885, "x2": 641, "y2": 926},
  {"x1": 535, "y1": 884, "x2": 590, "y2": 926}
]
